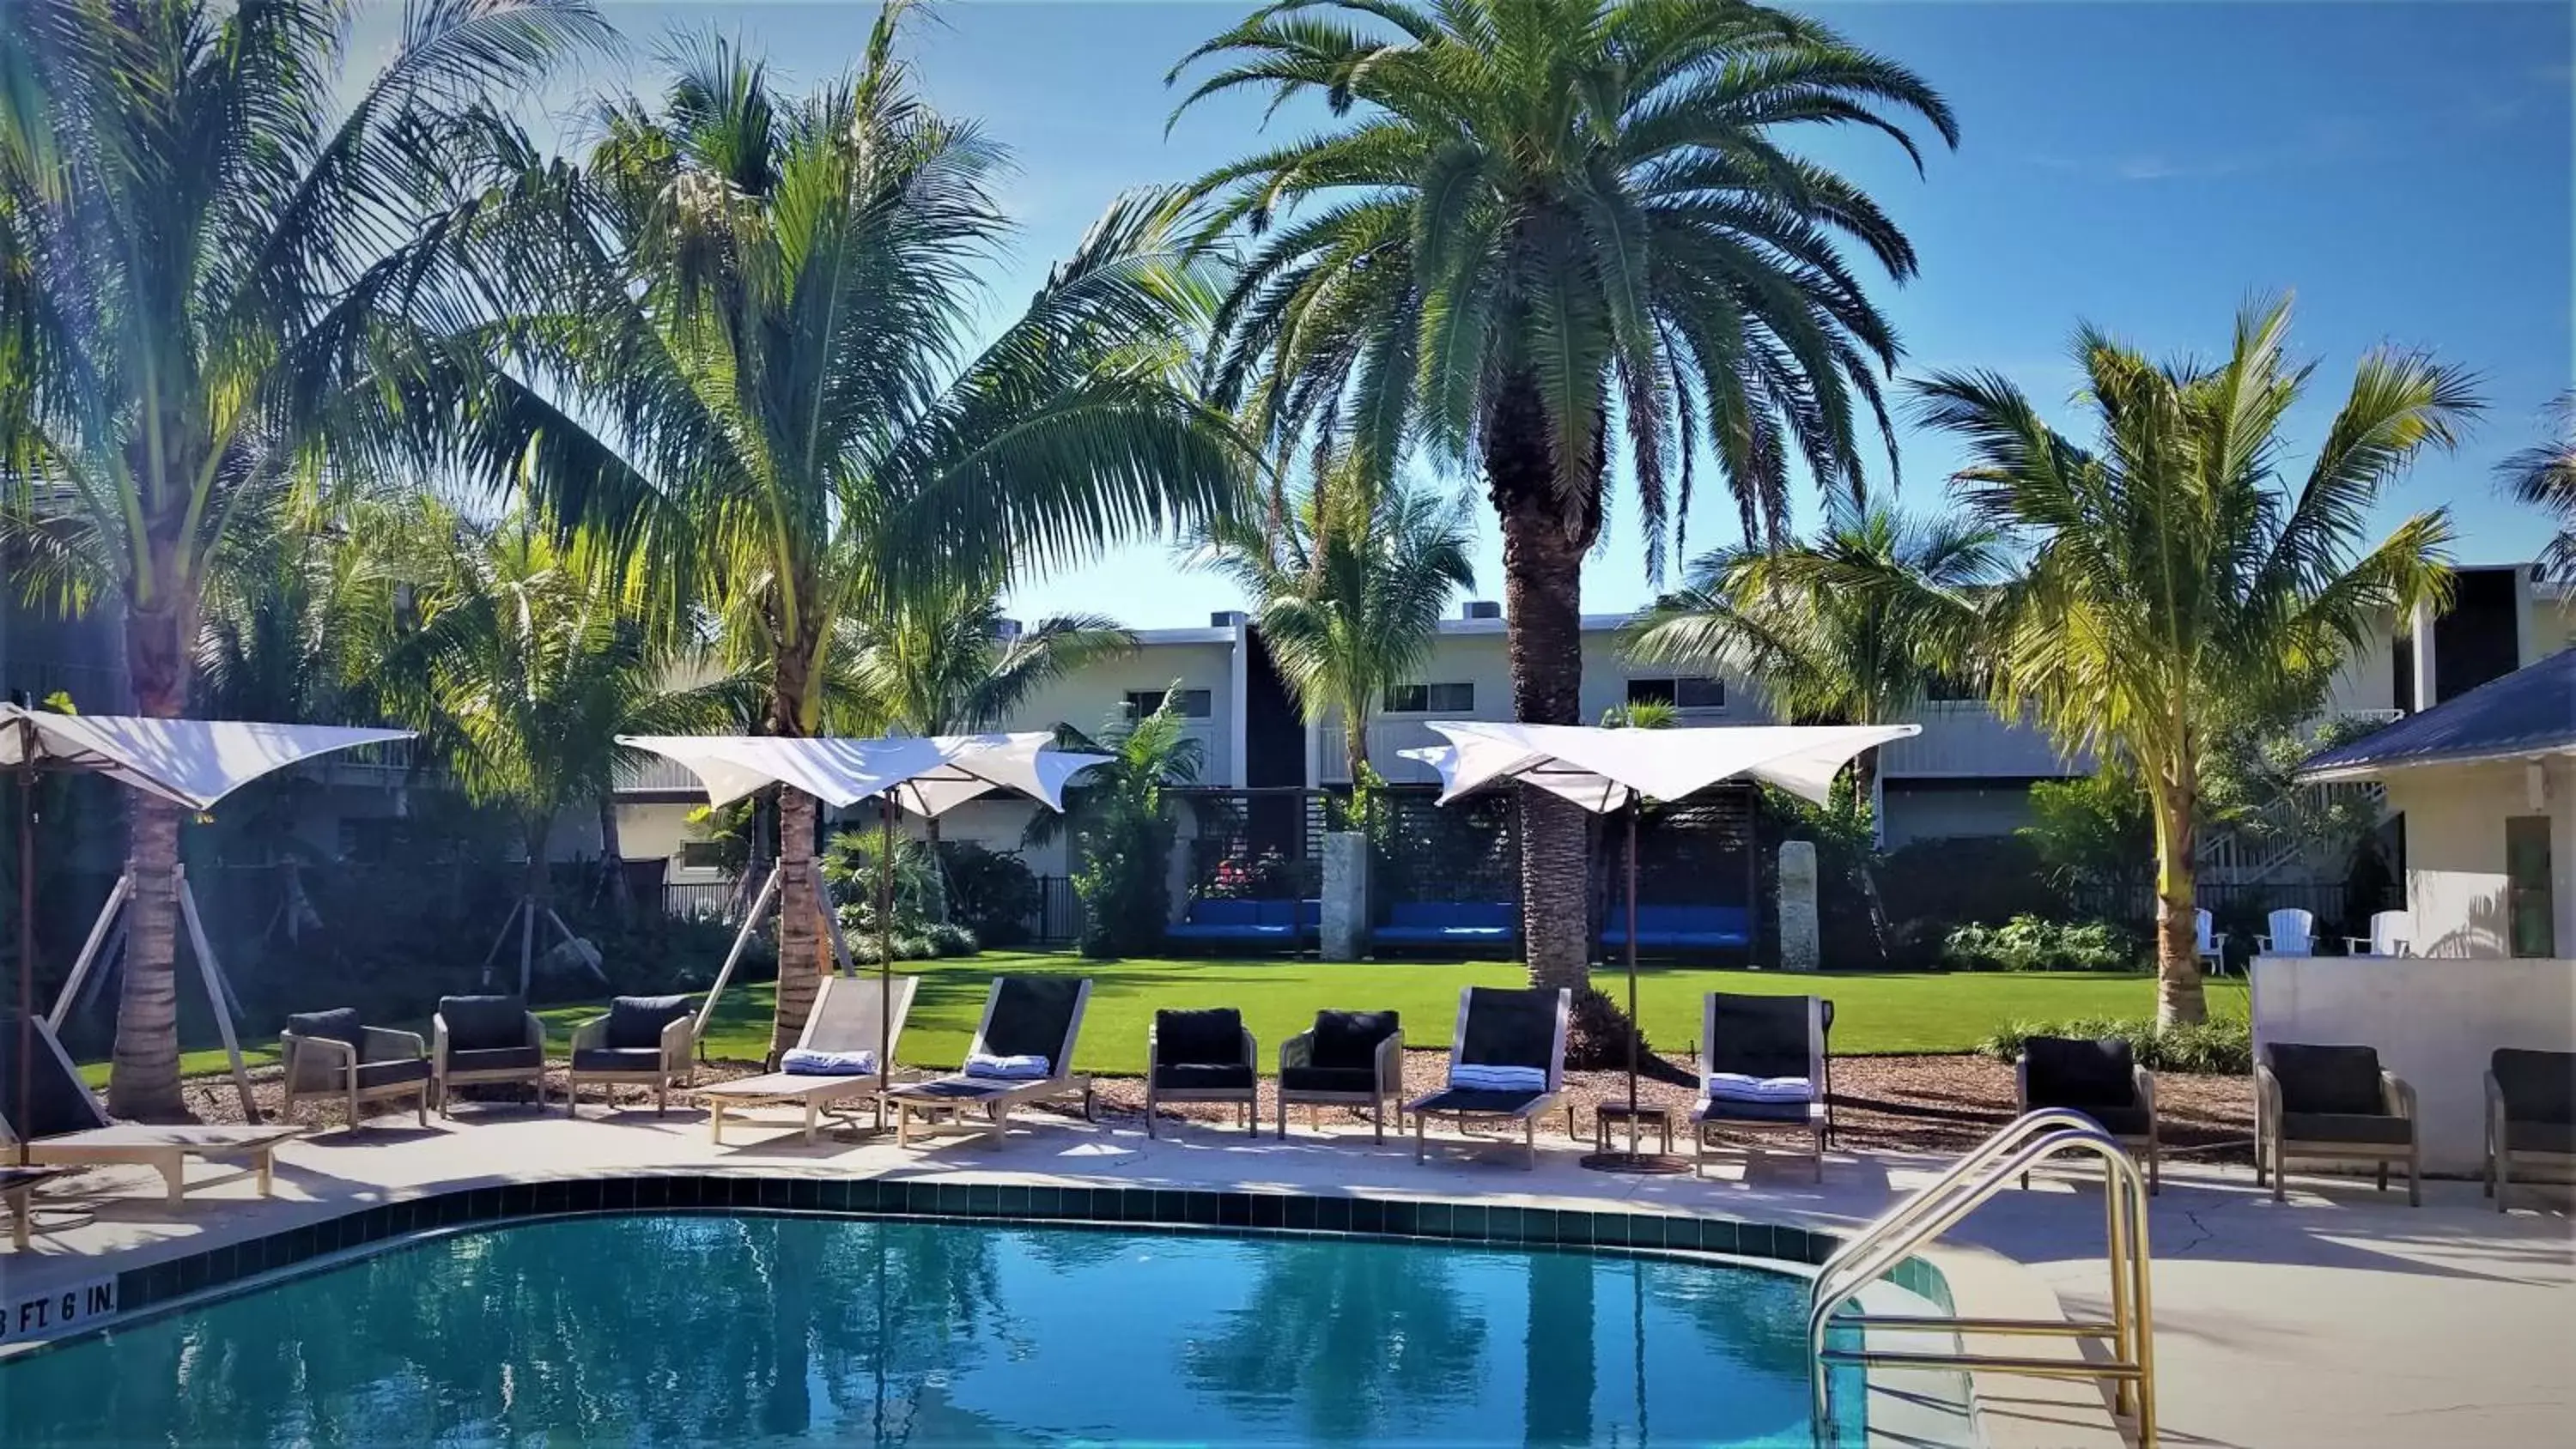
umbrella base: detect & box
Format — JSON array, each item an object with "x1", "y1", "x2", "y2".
[{"x1": 1579, "y1": 1150, "x2": 1692, "y2": 1175}]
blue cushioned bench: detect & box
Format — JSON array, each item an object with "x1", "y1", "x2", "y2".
[
  {"x1": 1167, "y1": 898, "x2": 1317, "y2": 950},
  {"x1": 1601, "y1": 904, "x2": 1753, "y2": 953},
  {"x1": 1374, "y1": 900, "x2": 1518, "y2": 951}
]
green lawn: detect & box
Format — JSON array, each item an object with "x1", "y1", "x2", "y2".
[{"x1": 82, "y1": 952, "x2": 2248, "y2": 1085}]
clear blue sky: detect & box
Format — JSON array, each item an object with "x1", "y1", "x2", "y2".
[{"x1": 468, "y1": 1, "x2": 2573, "y2": 626}]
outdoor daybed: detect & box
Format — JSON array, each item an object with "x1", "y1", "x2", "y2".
[
  {"x1": 1601, "y1": 903, "x2": 1753, "y2": 954},
  {"x1": 702, "y1": 974, "x2": 920, "y2": 1145},
  {"x1": 1165, "y1": 898, "x2": 1317, "y2": 950},
  {"x1": 887, "y1": 975, "x2": 1095, "y2": 1146},
  {"x1": 1406, "y1": 985, "x2": 1569, "y2": 1169},
  {"x1": 1374, "y1": 900, "x2": 1517, "y2": 951},
  {"x1": 1, "y1": 1012, "x2": 301, "y2": 1208}
]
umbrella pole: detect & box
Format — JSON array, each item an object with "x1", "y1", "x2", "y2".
[
  {"x1": 1626, "y1": 799, "x2": 1639, "y2": 1154},
  {"x1": 15, "y1": 742, "x2": 33, "y2": 1167},
  {"x1": 878, "y1": 792, "x2": 894, "y2": 1132}
]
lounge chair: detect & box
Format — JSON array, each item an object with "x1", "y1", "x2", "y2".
[
  {"x1": 2257, "y1": 1042, "x2": 2419, "y2": 1205},
  {"x1": 1277, "y1": 1009, "x2": 1403, "y2": 1141},
  {"x1": 887, "y1": 976, "x2": 1095, "y2": 1147},
  {"x1": 701, "y1": 975, "x2": 920, "y2": 1145},
  {"x1": 1693, "y1": 993, "x2": 1827, "y2": 1182},
  {"x1": 280, "y1": 1008, "x2": 433, "y2": 1131},
  {"x1": 565, "y1": 995, "x2": 696, "y2": 1117},
  {"x1": 0, "y1": 1011, "x2": 301, "y2": 1207},
  {"x1": 431, "y1": 994, "x2": 549, "y2": 1114},
  {"x1": 3, "y1": 1164, "x2": 72, "y2": 1250},
  {"x1": 2255, "y1": 908, "x2": 2317, "y2": 957},
  {"x1": 1406, "y1": 986, "x2": 1569, "y2": 1169},
  {"x1": 2343, "y1": 911, "x2": 2414, "y2": 958},
  {"x1": 2195, "y1": 909, "x2": 2230, "y2": 978},
  {"x1": 2016, "y1": 1034, "x2": 2159, "y2": 1193},
  {"x1": 2485, "y1": 1047, "x2": 2576, "y2": 1211},
  {"x1": 1145, "y1": 1007, "x2": 1258, "y2": 1137}
]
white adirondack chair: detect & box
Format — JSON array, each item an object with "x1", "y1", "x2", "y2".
[
  {"x1": 2255, "y1": 907, "x2": 2316, "y2": 956},
  {"x1": 2196, "y1": 908, "x2": 2230, "y2": 978},
  {"x1": 2343, "y1": 910, "x2": 2413, "y2": 957}
]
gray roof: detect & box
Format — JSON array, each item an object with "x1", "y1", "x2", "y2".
[{"x1": 2300, "y1": 648, "x2": 2576, "y2": 779}]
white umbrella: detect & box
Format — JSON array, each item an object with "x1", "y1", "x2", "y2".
[
  {"x1": 1399, "y1": 719, "x2": 1917, "y2": 1170},
  {"x1": 2, "y1": 705, "x2": 415, "y2": 1137}
]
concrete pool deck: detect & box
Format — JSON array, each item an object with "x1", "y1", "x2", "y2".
[{"x1": 3, "y1": 1103, "x2": 2568, "y2": 1448}]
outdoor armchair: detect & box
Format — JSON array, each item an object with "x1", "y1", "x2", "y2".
[
  {"x1": 566, "y1": 995, "x2": 696, "y2": 1117},
  {"x1": 1693, "y1": 993, "x2": 1828, "y2": 1182},
  {"x1": 2257, "y1": 1042, "x2": 2419, "y2": 1205},
  {"x1": 281, "y1": 1007, "x2": 432, "y2": 1131},
  {"x1": 2343, "y1": 911, "x2": 2414, "y2": 958},
  {"x1": 2016, "y1": 1034, "x2": 2159, "y2": 1193},
  {"x1": 2485, "y1": 1047, "x2": 2576, "y2": 1211},
  {"x1": 1278, "y1": 1009, "x2": 1403, "y2": 1141},
  {"x1": 1145, "y1": 1007, "x2": 1258, "y2": 1136},
  {"x1": 431, "y1": 994, "x2": 548, "y2": 1114},
  {"x1": 2255, "y1": 908, "x2": 2317, "y2": 957}
]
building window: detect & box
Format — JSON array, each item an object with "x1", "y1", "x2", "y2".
[
  {"x1": 677, "y1": 840, "x2": 730, "y2": 873},
  {"x1": 1626, "y1": 676, "x2": 1725, "y2": 708},
  {"x1": 1123, "y1": 688, "x2": 1212, "y2": 720},
  {"x1": 1383, "y1": 682, "x2": 1473, "y2": 713},
  {"x1": 2506, "y1": 815, "x2": 2556, "y2": 958}
]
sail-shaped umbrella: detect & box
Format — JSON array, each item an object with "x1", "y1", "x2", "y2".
[{"x1": 1400, "y1": 719, "x2": 1917, "y2": 1171}]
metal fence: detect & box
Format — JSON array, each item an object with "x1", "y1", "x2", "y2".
[
  {"x1": 1035, "y1": 876, "x2": 1083, "y2": 945},
  {"x1": 661, "y1": 880, "x2": 736, "y2": 921}
]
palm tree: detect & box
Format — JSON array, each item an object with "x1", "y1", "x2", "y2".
[
  {"x1": 2496, "y1": 391, "x2": 2575, "y2": 584},
  {"x1": 1174, "y1": 0, "x2": 1955, "y2": 990},
  {"x1": 1190, "y1": 472, "x2": 1474, "y2": 816},
  {"x1": 1038, "y1": 693, "x2": 1209, "y2": 958},
  {"x1": 1912, "y1": 296, "x2": 2469, "y2": 1023},
  {"x1": 0, "y1": 0, "x2": 605, "y2": 1117},
  {"x1": 450, "y1": 10, "x2": 1243, "y2": 1052}
]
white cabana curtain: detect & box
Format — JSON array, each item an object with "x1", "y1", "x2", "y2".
[
  {"x1": 1403, "y1": 719, "x2": 1921, "y2": 811},
  {"x1": 616, "y1": 732, "x2": 1109, "y2": 818},
  {"x1": 0, "y1": 705, "x2": 414, "y2": 809}
]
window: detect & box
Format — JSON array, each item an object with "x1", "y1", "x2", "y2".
[
  {"x1": 677, "y1": 841, "x2": 730, "y2": 873},
  {"x1": 2506, "y1": 815, "x2": 2556, "y2": 958},
  {"x1": 1123, "y1": 688, "x2": 1212, "y2": 720},
  {"x1": 1626, "y1": 676, "x2": 1725, "y2": 708},
  {"x1": 1383, "y1": 682, "x2": 1473, "y2": 713}
]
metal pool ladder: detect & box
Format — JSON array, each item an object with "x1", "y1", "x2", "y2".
[{"x1": 1807, "y1": 1108, "x2": 2157, "y2": 1446}]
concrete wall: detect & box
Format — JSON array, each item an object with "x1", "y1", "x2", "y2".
[
  {"x1": 1009, "y1": 634, "x2": 1238, "y2": 786},
  {"x1": 2251, "y1": 955, "x2": 2576, "y2": 1174},
  {"x1": 2382, "y1": 755, "x2": 2574, "y2": 959}
]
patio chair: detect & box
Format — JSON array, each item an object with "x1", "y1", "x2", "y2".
[
  {"x1": 887, "y1": 976, "x2": 1095, "y2": 1147},
  {"x1": 2485, "y1": 1048, "x2": 2576, "y2": 1211},
  {"x1": 2015, "y1": 1035, "x2": 2159, "y2": 1193},
  {"x1": 2257, "y1": 1042, "x2": 2419, "y2": 1205},
  {"x1": 701, "y1": 974, "x2": 920, "y2": 1145},
  {"x1": 0, "y1": 1010, "x2": 301, "y2": 1208},
  {"x1": 1693, "y1": 993, "x2": 1827, "y2": 1182},
  {"x1": 430, "y1": 994, "x2": 548, "y2": 1115},
  {"x1": 2255, "y1": 908, "x2": 2316, "y2": 957},
  {"x1": 1145, "y1": 1007, "x2": 1258, "y2": 1137},
  {"x1": 565, "y1": 995, "x2": 696, "y2": 1117},
  {"x1": 1278, "y1": 1009, "x2": 1404, "y2": 1141},
  {"x1": 1406, "y1": 986, "x2": 1569, "y2": 1170},
  {"x1": 2343, "y1": 911, "x2": 2414, "y2": 958},
  {"x1": 2196, "y1": 909, "x2": 2230, "y2": 978},
  {"x1": 281, "y1": 1007, "x2": 433, "y2": 1131}
]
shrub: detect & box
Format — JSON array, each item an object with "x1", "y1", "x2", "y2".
[
  {"x1": 1976, "y1": 1015, "x2": 2251, "y2": 1075},
  {"x1": 937, "y1": 840, "x2": 1039, "y2": 947},
  {"x1": 1880, "y1": 834, "x2": 2072, "y2": 931},
  {"x1": 1941, "y1": 914, "x2": 2139, "y2": 973},
  {"x1": 845, "y1": 921, "x2": 975, "y2": 964}
]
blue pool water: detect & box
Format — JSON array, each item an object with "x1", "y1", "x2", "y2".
[{"x1": 3, "y1": 1214, "x2": 1856, "y2": 1446}]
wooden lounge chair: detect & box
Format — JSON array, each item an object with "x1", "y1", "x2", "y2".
[
  {"x1": 887, "y1": 976, "x2": 1095, "y2": 1147},
  {"x1": 2257, "y1": 1042, "x2": 2419, "y2": 1205},
  {"x1": 701, "y1": 975, "x2": 920, "y2": 1145},
  {"x1": 3, "y1": 1164, "x2": 73, "y2": 1250},
  {"x1": 280, "y1": 1008, "x2": 433, "y2": 1131},
  {"x1": 0, "y1": 1012, "x2": 301, "y2": 1208},
  {"x1": 565, "y1": 995, "x2": 696, "y2": 1117},
  {"x1": 1145, "y1": 1007, "x2": 1258, "y2": 1137},
  {"x1": 431, "y1": 994, "x2": 549, "y2": 1115},
  {"x1": 1693, "y1": 992, "x2": 1827, "y2": 1182},
  {"x1": 1277, "y1": 1009, "x2": 1403, "y2": 1141},
  {"x1": 2485, "y1": 1047, "x2": 2576, "y2": 1211},
  {"x1": 1406, "y1": 986, "x2": 1569, "y2": 1170},
  {"x1": 2016, "y1": 1034, "x2": 2159, "y2": 1193}
]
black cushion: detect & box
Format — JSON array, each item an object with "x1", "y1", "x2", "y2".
[
  {"x1": 1154, "y1": 1008, "x2": 1243, "y2": 1069},
  {"x1": 1458, "y1": 989, "x2": 1556, "y2": 1071},
  {"x1": 982, "y1": 976, "x2": 1084, "y2": 1060},
  {"x1": 2502, "y1": 1119, "x2": 2576, "y2": 1155},
  {"x1": 2268, "y1": 1044, "x2": 2386, "y2": 1116},
  {"x1": 1411, "y1": 1086, "x2": 1544, "y2": 1115},
  {"x1": 440, "y1": 996, "x2": 529, "y2": 1053},
  {"x1": 351, "y1": 1058, "x2": 432, "y2": 1090},
  {"x1": 2062, "y1": 1103, "x2": 2154, "y2": 1137},
  {"x1": 1698, "y1": 1097, "x2": 1816, "y2": 1125},
  {"x1": 445, "y1": 1046, "x2": 543, "y2": 1075},
  {"x1": 2493, "y1": 1049, "x2": 2576, "y2": 1125},
  {"x1": 572, "y1": 1046, "x2": 668, "y2": 1074},
  {"x1": 286, "y1": 1008, "x2": 364, "y2": 1052},
  {"x1": 2280, "y1": 1112, "x2": 2412, "y2": 1146},
  {"x1": 0, "y1": 1009, "x2": 109, "y2": 1138},
  {"x1": 1155, "y1": 1062, "x2": 1255, "y2": 1092},
  {"x1": 1281, "y1": 1065, "x2": 1380, "y2": 1096},
  {"x1": 1708, "y1": 994, "x2": 1814, "y2": 1082},
  {"x1": 1311, "y1": 1010, "x2": 1399, "y2": 1069},
  {"x1": 2024, "y1": 1037, "x2": 2139, "y2": 1110},
  {"x1": 605, "y1": 996, "x2": 692, "y2": 1050}
]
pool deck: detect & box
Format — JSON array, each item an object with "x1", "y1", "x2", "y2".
[{"x1": 4, "y1": 1103, "x2": 2569, "y2": 1448}]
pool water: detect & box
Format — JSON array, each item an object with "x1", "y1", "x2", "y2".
[{"x1": 3, "y1": 1213, "x2": 1859, "y2": 1446}]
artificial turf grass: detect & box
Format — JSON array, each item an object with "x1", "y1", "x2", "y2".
[{"x1": 87, "y1": 953, "x2": 2248, "y2": 1085}]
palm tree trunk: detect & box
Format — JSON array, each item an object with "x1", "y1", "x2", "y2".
[
  {"x1": 2149, "y1": 775, "x2": 2208, "y2": 1026},
  {"x1": 1344, "y1": 715, "x2": 1370, "y2": 827},
  {"x1": 598, "y1": 792, "x2": 631, "y2": 926},
  {"x1": 1850, "y1": 749, "x2": 1893, "y2": 959},
  {"x1": 923, "y1": 814, "x2": 949, "y2": 925},
  {"x1": 775, "y1": 786, "x2": 823, "y2": 1061},
  {"x1": 107, "y1": 587, "x2": 194, "y2": 1120}
]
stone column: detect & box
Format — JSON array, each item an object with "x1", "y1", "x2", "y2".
[
  {"x1": 1321, "y1": 831, "x2": 1370, "y2": 961},
  {"x1": 1777, "y1": 840, "x2": 1820, "y2": 973}
]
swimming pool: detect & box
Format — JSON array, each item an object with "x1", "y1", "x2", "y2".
[{"x1": 3, "y1": 1212, "x2": 1864, "y2": 1446}]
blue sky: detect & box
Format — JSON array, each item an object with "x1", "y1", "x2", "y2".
[{"x1": 457, "y1": 1, "x2": 2574, "y2": 625}]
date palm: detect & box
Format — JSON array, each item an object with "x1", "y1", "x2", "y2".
[
  {"x1": 0, "y1": 0, "x2": 605, "y2": 1116},
  {"x1": 2496, "y1": 391, "x2": 2574, "y2": 584},
  {"x1": 1174, "y1": 0, "x2": 1954, "y2": 989},
  {"x1": 454, "y1": 12, "x2": 1242, "y2": 1050},
  {"x1": 1912, "y1": 296, "x2": 2469, "y2": 1024}
]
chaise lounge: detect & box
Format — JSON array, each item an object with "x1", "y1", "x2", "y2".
[
  {"x1": 702, "y1": 975, "x2": 920, "y2": 1145},
  {"x1": 2485, "y1": 1047, "x2": 2576, "y2": 1211},
  {"x1": 2257, "y1": 1041, "x2": 2419, "y2": 1205},
  {"x1": 1406, "y1": 986, "x2": 1569, "y2": 1169},
  {"x1": 1693, "y1": 992, "x2": 1828, "y2": 1181},
  {"x1": 1, "y1": 1012, "x2": 301, "y2": 1208},
  {"x1": 887, "y1": 975, "x2": 1095, "y2": 1147}
]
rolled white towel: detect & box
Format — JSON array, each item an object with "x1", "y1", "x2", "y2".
[
  {"x1": 964, "y1": 1052, "x2": 1052, "y2": 1082},
  {"x1": 780, "y1": 1048, "x2": 878, "y2": 1076},
  {"x1": 1704, "y1": 1072, "x2": 1814, "y2": 1104},
  {"x1": 1449, "y1": 1063, "x2": 1547, "y2": 1094}
]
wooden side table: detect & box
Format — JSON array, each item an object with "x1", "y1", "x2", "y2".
[{"x1": 1585, "y1": 1101, "x2": 1676, "y2": 1155}]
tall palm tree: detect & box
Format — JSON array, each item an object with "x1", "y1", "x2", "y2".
[
  {"x1": 0, "y1": 0, "x2": 605, "y2": 1116},
  {"x1": 2496, "y1": 391, "x2": 2575, "y2": 584},
  {"x1": 1174, "y1": 0, "x2": 1955, "y2": 990},
  {"x1": 453, "y1": 11, "x2": 1242, "y2": 1051},
  {"x1": 1191, "y1": 472, "x2": 1474, "y2": 815},
  {"x1": 1912, "y1": 297, "x2": 2469, "y2": 1024}
]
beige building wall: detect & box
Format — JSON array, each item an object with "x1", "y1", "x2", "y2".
[{"x1": 2382, "y1": 755, "x2": 2574, "y2": 958}]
